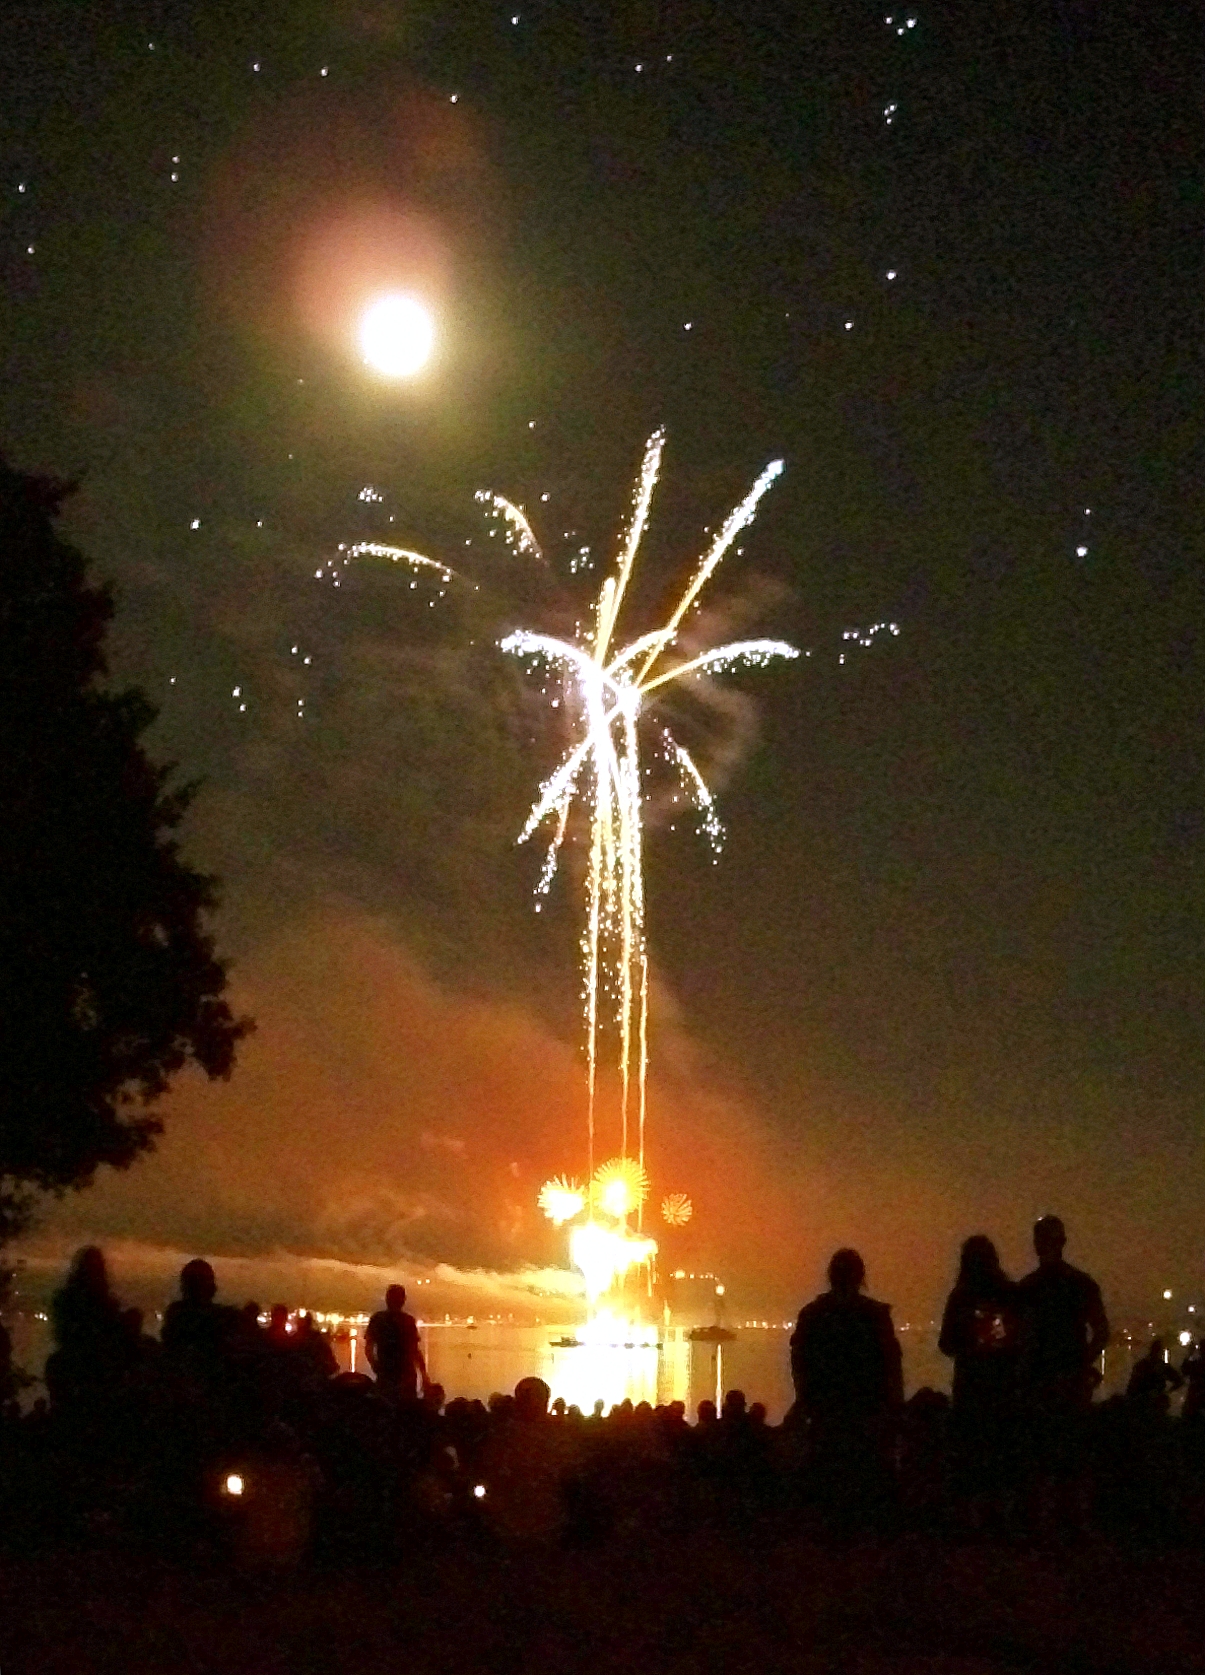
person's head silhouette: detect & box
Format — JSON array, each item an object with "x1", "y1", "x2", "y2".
[
  {"x1": 514, "y1": 1375, "x2": 551, "y2": 1421},
  {"x1": 386, "y1": 1285, "x2": 406, "y2": 1313},
  {"x1": 180, "y1": 1258, "x2": 216, "y2": 1305},
  {"x1": 827, "y1": 1248, "x2": 866, "y2": 1296},
  {"x1": 1033, "y1": 1215, "x2": 1066, "y2": 1267},
  {"x1": 66, "y1": 1246, "x2": 111, "y2": 1299},
  {"x1": 958, "y1": 1234, "x2": 1002, "y2": 1287}
]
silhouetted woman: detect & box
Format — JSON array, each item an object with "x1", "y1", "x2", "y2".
[
  {"x1": 45, "y1": 1245, "x2": 127, "y2": 1426},
  {"x1": 51, "y1": 1246, "x2": 123, "y2": 1359},
  {"x1": 939, "y1": 1235, "x2": 1021, "y2": 1513}
]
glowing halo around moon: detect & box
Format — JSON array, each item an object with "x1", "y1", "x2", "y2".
[{"x1": 358, "y1": 292, "x2": 435, "y2": 378}]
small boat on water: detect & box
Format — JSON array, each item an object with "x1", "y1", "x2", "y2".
[{"x1": 548, "y1": 1335, "x2": 664, "y2": 1350}]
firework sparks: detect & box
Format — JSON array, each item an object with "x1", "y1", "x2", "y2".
[
  {"x1": 538, "y1": 1175, "x2": 586, "y2": 1226},
  {"x1": 342, "y1": 541, "x2": 457, "y2": 584},
  {"x1": 591, "y1": 1156, "x2": 650, "y2": 1220},
  {"x1": 344, "y1": 430, "x2": 797, "y2": 1323},
  {"x1": 569, "y1": 1220, "x2": 658, "y2": 1309},
  {"x1": 661, "y1": 1192, "x2": 694, "y2": 1227},
  {"x1": 502, "y1": 430, "x2": 797, "y2": 1209},
  {"x1": 474, "y1": 490, "x2": 545, "y2": 561}
]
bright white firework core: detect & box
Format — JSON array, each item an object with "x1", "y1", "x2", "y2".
[{"x1": 358, "y1": 294, "x2": 435, "y2": 378}]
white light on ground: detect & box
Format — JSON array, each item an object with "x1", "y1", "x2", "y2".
[{"x1": 359, "y1": 293, "x2": 435, "y2": 378}]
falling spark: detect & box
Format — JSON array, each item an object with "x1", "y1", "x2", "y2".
[
  {"x1": 474, "y1": 491, "x2": 544, "y2": 560},
  {"x1": 343, "y1": 542, "x2": 457, "y2": 584}
]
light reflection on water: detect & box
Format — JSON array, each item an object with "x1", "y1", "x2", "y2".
[
  {"x1": 375, "y1": 1324, "x2": 1137, "y2": 1421},
  {"x1": 376, "y1": 1324, "x2": 908, "y2": 1422},
  {"x1": 9, "y1": 1318, "x2": 1139, "y2": 1422}
]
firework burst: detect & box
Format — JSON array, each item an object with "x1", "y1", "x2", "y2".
[
  {"x1": 343, "y1": 430, "x2": 797, "y2": 1314},
  {"x1": 502, "y1": 429, "x2": 797, "y2": 1205},
  {"x1": 661, "y1": 1192, "x2": 694, "y2": 1227},
  {"x1": 538, "y1": 1175, "x2": 586, "y2": 1226},
  {"x1": 591, "y1": 1155, "x2": 651, "y2": 1220}
]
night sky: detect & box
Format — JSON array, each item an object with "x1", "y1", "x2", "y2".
[{"x1": 2, "y1": 0, "x2": 1200, "y2": 1318}]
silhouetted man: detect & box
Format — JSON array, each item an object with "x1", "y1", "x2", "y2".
[
  {"x1": 1017, "y1": 1216, "x2": 1109, "y2": 1414},
  {"x1": 365, "y1": 1285, "x2": 428, "y2": 1401},
  {"x1": 790, "y1": 1249, "x2": 903, "y2": 1529},
  {"x1": 161, "y1": 1258, "x2": 239, "y2": 1370},
  {"x1": 791, "y1": 1248, "x2": 904, "y2": 1423},
  {"x1": 1017, "y1": 1216, "x2": 1108, "y2": 1528}
]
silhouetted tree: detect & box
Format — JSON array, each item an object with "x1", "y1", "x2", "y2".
[{"x1": 0, "y1": 458, "x2": 251, "y2": 1244}]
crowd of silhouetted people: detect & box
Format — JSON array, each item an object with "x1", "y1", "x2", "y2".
[{"x1": 3, "y1": 1216, "x2": 1205, "y2": 1567}]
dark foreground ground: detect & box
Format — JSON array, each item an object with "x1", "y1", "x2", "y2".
[{"x1": 2, "y1": 1534, "x2": 1202, "y2": 1675}]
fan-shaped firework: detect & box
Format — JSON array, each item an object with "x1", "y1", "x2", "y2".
[
  {"x1": 661, "y1": 1192, "x2": 694, "y2": 1227},
  {"x1": 538, "y1": 1176, "x2": 586, "y2": 1226},
  {"x1": 503, "y1": 430, "x2": 796, "y2": 1180},
  {"x1": 343, "y1": 432, "x2": 797, "y2": 1316},
  {"x1": 591, "y1": 1155, "x2": 651, "y2": 1219}
]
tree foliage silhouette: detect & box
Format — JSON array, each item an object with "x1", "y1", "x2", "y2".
[{"x1": 0, "y1": 459, "x2": 251, "y2": 1244}]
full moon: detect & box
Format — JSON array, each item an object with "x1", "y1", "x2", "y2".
[{"x1": 358, "y1": 293, "x2": 435, "y2": 378}]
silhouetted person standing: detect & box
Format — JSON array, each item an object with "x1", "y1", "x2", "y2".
[
  {"x1": 161, "y1": 1258, "x2": 236, "y2": 1365},
  {"x1": 939, "y1": 1235, "x2": 1022, "y2": 1516},
  {"x1": 161, "y1": 1258, "x2": 243, "y2": 1441},
  {"x1": 45, "y1": 1245, "x2": 126, "y2": 1422},
  {"x1": 365, "y1": 1286, "x2": 428, "y2": 1402},
  {"x1": 792, "y1": 1249, "x2": 904, "y2": 1421},
  {"x1": 790, "y1": 1249, "x2": 903, "y2": 1529},
  {"x1": 940, "y1": 1236, "x2": 1021, "y2": 1403},
  {"x1": 1017, "y1": 1216, "x2": 1109, "y2": 1529},
  {"x1": 1017, "y1": 1217, "x2": 1109, "y2": 1413}
]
